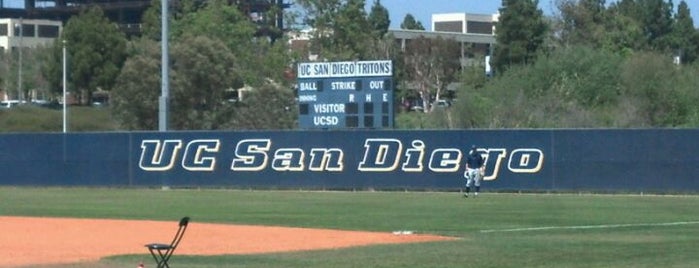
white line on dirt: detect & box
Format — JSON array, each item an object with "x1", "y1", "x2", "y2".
[{"x1": 479, "y1": 221, "x2": 699, "y2": 233}]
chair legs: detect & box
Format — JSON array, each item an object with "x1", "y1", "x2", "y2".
[{"x1": 149, "y1": 248, "x2": 173, "y2": 268}]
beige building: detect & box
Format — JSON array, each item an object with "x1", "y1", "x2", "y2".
[
  {"x1": 1, "y1": 18, "x2": 62, "y2": 102},
  {"x1": 430, "y1": 13, "x2": 498, "y2": 56},
  {"x1": 288, "y1": 12, "x2": 498, "y2": 65},
  {"x1": 432, "y1": 13, "x2": 499, "y2": 34},
  {"x1": 0, "y1": 18, "x2": 62, "y2": 52}
]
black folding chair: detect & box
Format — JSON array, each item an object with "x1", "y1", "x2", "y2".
[{"x1": 145, "y1": 217, "x2": 190, "y2": 268}]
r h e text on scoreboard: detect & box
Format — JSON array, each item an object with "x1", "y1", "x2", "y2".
[{"x1": 297, "y1": 60, "x2": 394, "y2": 129}]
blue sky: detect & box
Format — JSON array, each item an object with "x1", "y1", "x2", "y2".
[
  {"x1": 3, "y1": 0, "x2": 697, "y2": 28},
  {"x1": 366, "y1": 0, "x2": 699, "y2": 29}
]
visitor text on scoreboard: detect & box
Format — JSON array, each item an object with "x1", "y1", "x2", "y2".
[{"x1": 297, "y1": 60, "x2": 394, "y2": 129}]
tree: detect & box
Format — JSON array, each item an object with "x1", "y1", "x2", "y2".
[
  {"x1": 111, "y1": 36, "x2": 240, "y2": 130},
  {"x1": 22, "y1": 46, "x2": 52, "y2": 101},
  {"x1": 168, "y1": 35, "x2": 242, "y2": 130},
  {"x1": 619, "y1": 51, "x2": 691, "y2": 126},
  {"x1": 45, "y1": 7, "x2": 127, "y2": 105},
  {"x1": 367, "y1": 0, "x2": 390, "y2": 39},
  {"x1": 294, "y1": 0, "x2": 344, "y2": 59},
  {"x1": 401, "y1": 37, "x2": 461, "y2": 113},
  {"x1": 492, "y1": 0, "x2": 548, "y2": 72},
  {"x1": 141, "y1": 0, "x2": 290, "y2": 88},
  {"x1": 126, "y1": 0, "x2": 293, "y2": 130},
  {"x1": 598, "y1": 6, "x2": 645, "y2": 54},
  {"x1": 140, "y1": 0, "x2": 205, "y2": 40},
  {"x1": 223, "y1": 83, "x2": 297, "y2": 130},
  {"x1": 554, "y1": 0, "x2": 649, "y2": 54},
  {"x1": 109, "y1": 39, "x2": 160, "y2": 130},
  {"x1": 400, "y1": 14, "x2": 425, "y2": 30},
  {"x1": 670, "y1": 0, "x2": 698, "y2": 63},
  {"x1": 642, "y1": 0, "x2": 675, "y2": 51},
  {"x1": 295, "y1": 0, "x2": 376, "y2": 60},
  {"x1": 613, "y1": 0, "x2": 675, "y2": 50},
  {"x1": 364, "y1": 0, "x2": 398, "y2": 73},
  {"x1": 0, "y1": 52, "x2": 11, "y2": 98},
  {"x1": 556, "y1": 0, "x2": 608, "y2": 46},
  {"x1": 332, "y1": 0, "x2": 373, "y2": 59},
  {"x1": 176, "y1": 0, "x2": 290, "y2": 87}
]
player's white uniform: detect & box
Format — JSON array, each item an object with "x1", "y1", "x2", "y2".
[{"x1": 464, "y1": 167, "x2": 482, "y2": 188}]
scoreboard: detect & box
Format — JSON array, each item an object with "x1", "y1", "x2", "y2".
[{"x1": 297, "y1": 60, "x2": 393, "y2": 129}]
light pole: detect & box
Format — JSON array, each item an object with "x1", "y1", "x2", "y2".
[
  {"x1": 17, "y1": 18, "x2": 23, "y2": 103},
  {"x1": 159, "y1": 0, "x2": 169, "y2": 131},
  {"x1": 62, "y1": 39, "x2": 68, "y2": 133}
]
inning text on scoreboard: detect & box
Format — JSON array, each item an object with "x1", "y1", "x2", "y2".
[{"x1": 297, "y1": 60, "x2": 394, "y2": 129}]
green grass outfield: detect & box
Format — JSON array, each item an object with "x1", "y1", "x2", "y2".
[{"x1": 2, "y1": 187, "x2": 699, "y2": 267}]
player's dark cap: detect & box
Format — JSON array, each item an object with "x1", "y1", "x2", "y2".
[{"x1": 471, "y1": 144, "x2": 477, "y2": 149}]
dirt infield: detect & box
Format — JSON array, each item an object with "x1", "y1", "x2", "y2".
[{"x1": 0, "y1": 216, "x2": 455, "y2": 267}]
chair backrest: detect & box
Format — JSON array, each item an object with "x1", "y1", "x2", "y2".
[
  {"x1": 179, "y1": 216, "x2": 190, "y2": 227},
  {"x1": 168, "y1": 216, "x2": 190, "y2": 250}
]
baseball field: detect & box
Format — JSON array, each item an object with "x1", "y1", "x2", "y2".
[{"x1": 2, "y1": 187, "x2": 699, "y2": 267}]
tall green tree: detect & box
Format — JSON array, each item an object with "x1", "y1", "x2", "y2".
[
  {"x1": 642, "y1": 0, "x2": 675, "y2": 51},
  {"x1": 140, "y1": 0, "x2": 205, "y2": 40},
  {"x1": 109, "y1": 39, "x2": 161, "y2": 130},
  {"x1": 364, "y1": 0, "x2": 395, "y2": 71},
  {"x1": 296, "y1": 0, "x2": 375, "y2": 60},
  {"x1": 46, "y1": 6, "x2": 127, "y2": 105},
  {"x1": 598, "y1": 5, "x2": 645, "y2": 54},
  {"x1": 115, "y1": 0, "x2": 294, "y2": 130},
  {"x1": 671, "y1": 0, "x2": 698, "y2": 63},
  {"x1": 400, "y1": 14, "x2": 425, "y2": 30},
  {"x1": 168, "y1": 35, "x2": 241, "y2": 130},
  {"x1": 614, "y1": 0, "x2": 643, "y2": 19},
  {"x1": 557, "y1": 0, "x2": 608, "y2": 46},
  {"x1": 367, "y1": 0, "x2": 390, "y2": 39},
  {"x1": 141, "y1": 0, "x2": 290, "y2": 87},
  {"x1": 555, "y1": 0, "x2": 648, "y2": 54},
  {"x1": 492, "y1": 0, "x2": 548, "y2": 73},
  {"x1": 190, "y1": 0, "x2": 289, "y2": 86},
  {"x1": 333, "y1": 0, "x2": 373, "y2": 59},
  {"x1": 111, "y1": 36, "x2": 241, "y2": 130},
  {"x1": 613, "y1": 0, "x2": 675, "y2": 50},
  {"x1": 170, "y1": 0, "x2": 258, "y2": 83}
]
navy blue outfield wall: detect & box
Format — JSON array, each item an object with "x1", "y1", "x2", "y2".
[{"x1": 1, "y1": 129, "x2": 698, "y2": 192}]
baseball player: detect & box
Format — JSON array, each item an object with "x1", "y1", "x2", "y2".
[{"x1": 463, "y1": 145, "x2": 485, "y2": 197}]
